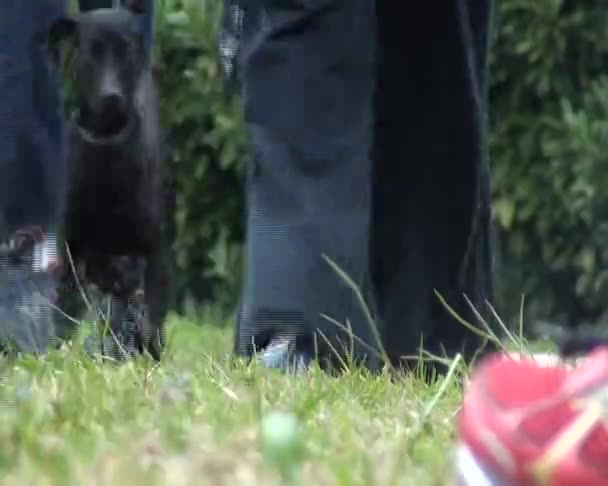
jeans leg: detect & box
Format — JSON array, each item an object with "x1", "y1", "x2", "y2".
[
  {"x1": 372, "y1": 0, "x2": 495, "y2": 369},
  {"x1": 0, "y1": 0, "x2": 67, "y2": 235},
  {"x1": 237, "y1": 0, "x2": 380, "y2": 370},
  {"x1": 0, "y1": 0, "x2": 68, "y2": 353}
]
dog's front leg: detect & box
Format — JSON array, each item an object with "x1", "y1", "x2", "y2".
[{"x1": 143, "y1": 244, "x2": 170, "y2": 361}]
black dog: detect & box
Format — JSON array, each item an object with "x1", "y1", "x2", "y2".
[{"x1": 48, "y1": 3, "x2": 172, "y2": 360}]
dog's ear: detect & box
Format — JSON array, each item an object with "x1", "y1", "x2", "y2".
[
  {"x1": 48, "y1": 17, "x2": 78, "y2": 48},
  {"x1": 125, "y1": 0, "x2": 146, "y2": 15}
]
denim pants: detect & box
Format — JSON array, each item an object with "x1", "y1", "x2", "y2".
[
  {"x1": 224, "y1": 0, "x2": 495, "y2": 371},
  {"x1": 0, "y1": 0, "x2": 154, "y2": 237}
]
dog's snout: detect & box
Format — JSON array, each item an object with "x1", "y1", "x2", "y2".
[
  {"x1": 101, "y1": 93, "x2": 123, "y2": 111},
  {"x1": 99, "y1": 69, "x2": 124, "y2": 110}
]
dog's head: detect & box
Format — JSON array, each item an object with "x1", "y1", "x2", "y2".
[{"x1": 48, "y1": 2, "x2": 147, "y2": 139}]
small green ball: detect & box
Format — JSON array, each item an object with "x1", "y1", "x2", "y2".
[{"x1": 261, "y1": 411, "x2": 301, "y2": 465}]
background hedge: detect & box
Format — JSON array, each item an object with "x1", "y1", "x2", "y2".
[
  {"x1": 154, "y1": 0, "x2": 248, "y2": 314},
  {"x1": 152, "y1": 0, "x2": 608, "y2": 331},
  {"x1": 489, "y1": 0, "x2": 608, "y2": 329}
]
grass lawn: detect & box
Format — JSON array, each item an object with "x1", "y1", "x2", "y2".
[{"x1": 0, "y1": 314, "x2": 478, "y2": 486}]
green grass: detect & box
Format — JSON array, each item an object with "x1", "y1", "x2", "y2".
[{"x1": 0, "y1": 315, "x2": 470, "y2": 486}]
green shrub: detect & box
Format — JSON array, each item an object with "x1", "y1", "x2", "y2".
[
  {"x1": 489, "y1": 1, "x2": 608, "y2": 326},
  {"x1": 154, "y1": 0, "x2": 247, "y2": 313}
]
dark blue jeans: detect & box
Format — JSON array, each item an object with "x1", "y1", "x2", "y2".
[
  {"x1": 228, "y1": 0, "x2": 495, "y2": 371},
  {"x1": 0, "y1": 0, "x2": 154, "y2": 237}
]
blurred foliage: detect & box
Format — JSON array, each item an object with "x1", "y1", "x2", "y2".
[
  {"x1": 489, "y1": 0, "x2": 608, "y2": 327},
  {"x1": 154, "y1": 0, "x2": 247, "y2": 313}
]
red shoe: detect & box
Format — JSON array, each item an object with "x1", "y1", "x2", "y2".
[{"x1": 456, "y1": 349, "x2": 608, "y2": 485}]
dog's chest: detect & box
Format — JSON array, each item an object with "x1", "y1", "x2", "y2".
[
  {"x1": 69, "y1": 142, "x2": 148, "y2": 210},
  {"x1": 66, "y1": 146, "x2": 157, "y2": 252},
  {"x1": 66, "y1": 142, "x2": 158, "y2": 249}
]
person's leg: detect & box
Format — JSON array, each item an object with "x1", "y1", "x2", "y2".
[
  {"x1": 0, "y1": 0, "x2": 68, "y2": 352},
  {"x1": 235, "y1": 0, "x2": 381, "y2": 371},
  {"x1": 372, "y1": 0, "x2": 495, "y2": 371}
]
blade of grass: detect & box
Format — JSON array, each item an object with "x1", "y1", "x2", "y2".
[{"x1": 321, "y1": 254, "x2": 391, "y2": 368}]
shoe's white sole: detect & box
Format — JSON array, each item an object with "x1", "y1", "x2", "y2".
[
  {"x1": 455, "y1": 444, "x2": 507, "y2": 486},
  {"x1": 260, "y1": 338, "x2": 310, "y2": 373},
  {"x1": 507, "y1": 351, "x2": 586, "y2": 368},
  {"x1": 32, "y1": 233, "x2": 57, "y2": 272}
]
